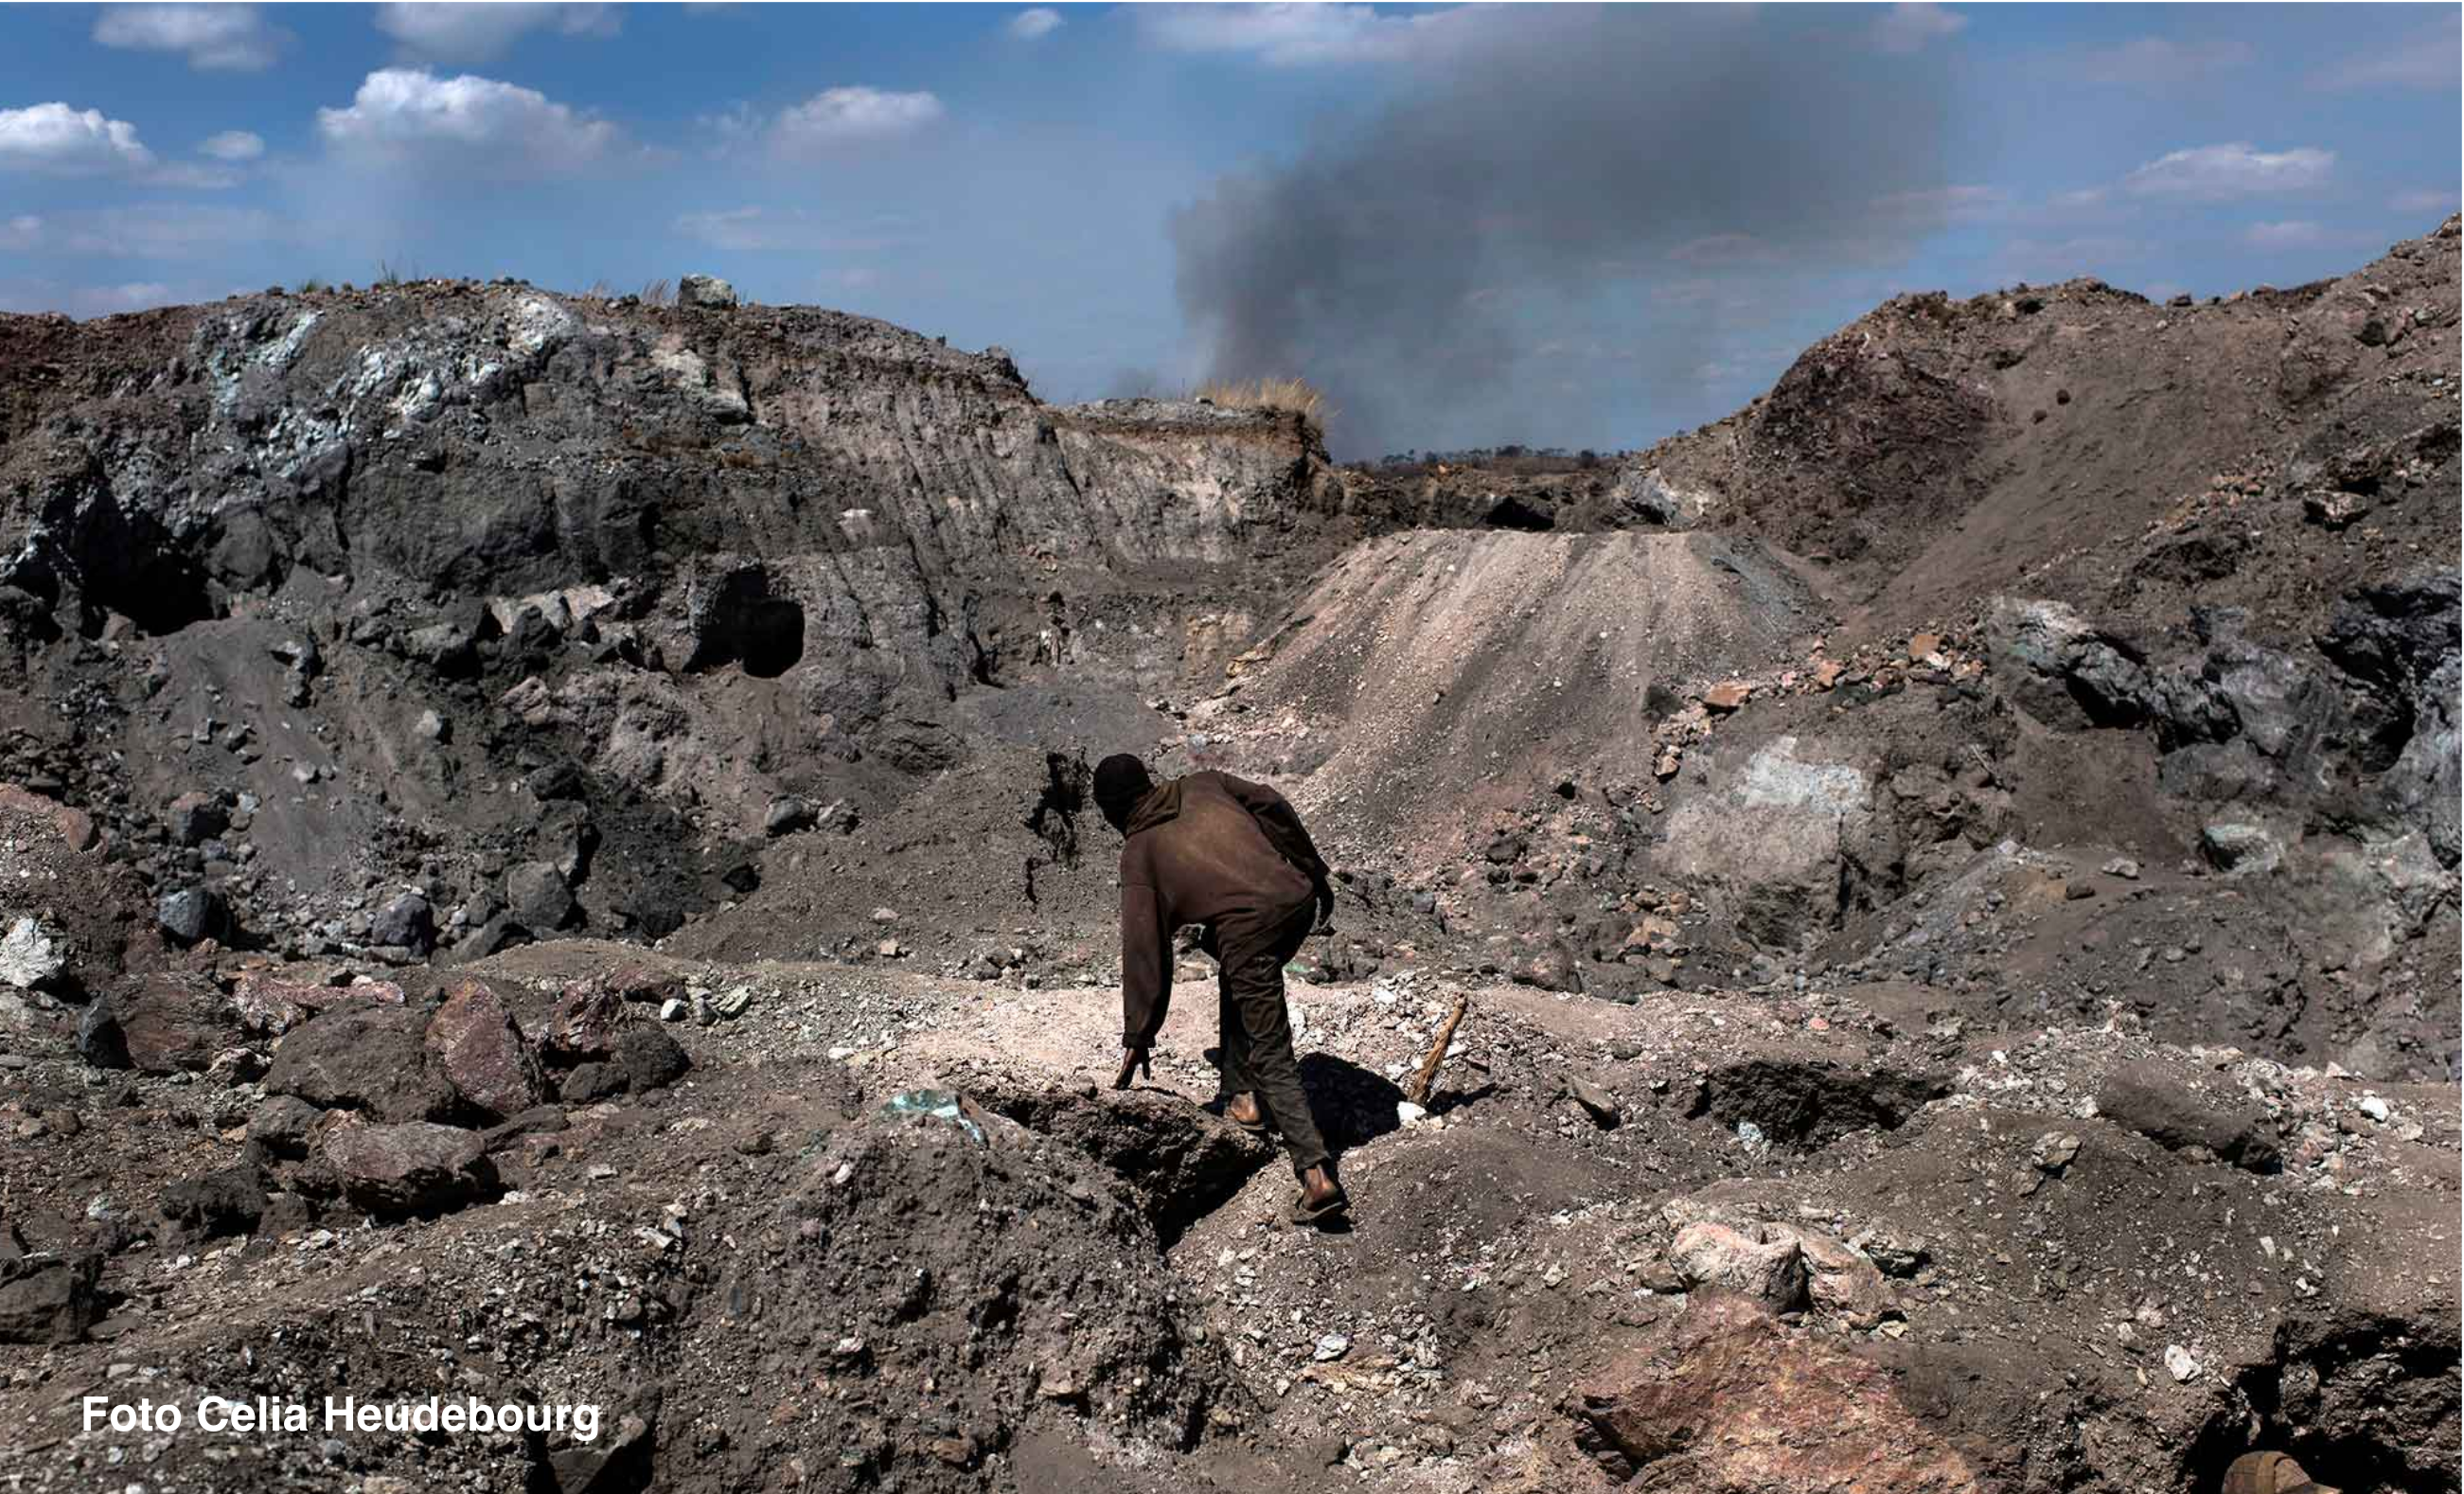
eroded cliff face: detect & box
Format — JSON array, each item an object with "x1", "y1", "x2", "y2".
[{"x1": 0, "y1": 284, "x2": 1342, "y2": 946}]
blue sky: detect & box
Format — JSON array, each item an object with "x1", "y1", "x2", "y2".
[{"x1": 2, "y1": 3, "x2": 2456, "y2": 456}]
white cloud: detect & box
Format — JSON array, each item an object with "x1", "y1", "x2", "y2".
[
  {"x1": 771, "y1": 88, "x2": 945, "y2": 151},
  {"x1": 0, "y1": 214, "x2": 40, "y2": 251},
  {"x1": 373, "y1": 3, "x2": 620, "y2": 63},
  {"x1": 0, "y1": 102, "x2": 159, "y2": 176},
  {"x1": 2313, "y1": 13, "x2": 2461, "y2": 90},
  {"x1": 2245, "y1": 220, "x2": 2326, "y2": 248},
  {"x1": 0, "y1": 103, "x2": 246, "y2": 187},
  {"x1": 93, "y1": 5, "x2": 289, "y2": 72},
  {"x1": 2123, "y1": 143, "x2": 2333, "y2": 201},
  {"x1": 1137, "y1": 3, "x2": 1460, "y2": 65},
  {"x1": 2048, "y1": 187, "x2": 2110, "y2": 211},
  {"x1": 1008, "y1": 8, "x2": 1063, "y2": 40},
  {"x1": 199, "y1": 130, "x2": 265, "y2": 162},
  {"x1": 1871, "y1": 3, "x2": 1964, "y2": 55},
  {"x1": 2079, "y1": 37, "x2": 2251, "y2": 86},
  {"x1": 2391, "y1": 188, "x2": 2455, "y2": 216},
  {"x1": 316, "y1": 68, "x2": 622, "y2": 175}
]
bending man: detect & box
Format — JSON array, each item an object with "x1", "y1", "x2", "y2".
[{"x1": 1094, "y1": 754, "x2": 1347, "y2": 1224}]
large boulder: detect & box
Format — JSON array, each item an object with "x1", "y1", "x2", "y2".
[
  {"x1": 538, "y1": 981, "x2": 624, "y2": 1063},
  {"x1": 230, "y1": 970, "x2": 407, "y2": 1035},
  {"x1": 2095, "y1": 1061, "x2": 2281, "y2": 1172},
  {"x1": 156, "y1": 885, "x2": 232, "y2": 947},
  {"x1": 246, "y1": 1095, "x2": 328, "y2": 1159},
  {"x1": 263, "y1": 1004, "x2": 458, "y2": 1122},
  {"x1": 613, "y1": 1023, "x2": 690, "y2": 1093},
  {"x1": 1982, "y1": 596, "x2": 2154, "y2": 729},
  {"x1": 1667, "y1": 1221, "x2": 1808, "y2": 1311},
  {"x1": 0, "y1": 1248, "x2": 102, "y2": 1345},
  {"x1": 319, "y1": 1122, "x2": 498, "y2": 1216},
  {"x1": 370, "y1": 892, "x2": 436, "y2": 954},
  {"x1": 1764, "y1": 1224, "x2": 1890, "y2": 1328},
  {"x1": 79, "y1": 970, "x2": 232, "y2": 1073},
  {"x1": 1665, "y1": 736, "x2": 1885, "y2": 950},
  {"x1": 159, "y1": 1165, "x2": 269, "y2": 1241},
  {"x1": 424, "y1": 979, "x2": 544, "y2": 1122},
  {"x1": 1568, "y1": 1291, "x2": 1986, "y2": 1491},
  {"x1": 505, "y1": 862, "x2": 576, "y2": 933},
  {"x1": 677, "y1": 273, "x2": 737, "y2": 310},
  {"x1": 2318, "y1": 573, "x2": 2462, "y2": 864}
]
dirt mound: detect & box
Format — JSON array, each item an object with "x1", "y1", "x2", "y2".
[
  {"x1": 656, "y1": 1097, "x2": 1239, "y2": 1490},
  {"x1": 1187, "y1": 528, "x2": 1823, "y2": 863},
  {"x1": 1634, "y1": 218, "x2": 2460, "y2": 643}
]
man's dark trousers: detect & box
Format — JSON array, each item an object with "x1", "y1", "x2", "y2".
[{"x1": 1203, "y1": 899, "x2": 1329, "y2": 1178}]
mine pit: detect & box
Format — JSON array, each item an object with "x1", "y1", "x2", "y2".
[
  {"x1": 0, "y1": 207, "x2": 2454, "y2": 1494},
  {"x1": 686, "y1": 567, "x2": 806, "y2": 677},
  {"x1": 1687, "y1": 1057, "x2": 1949, "y2": 1150},
  {"x1": 968, "y1": 1080, "x2": 1278, "y2": 1246}
]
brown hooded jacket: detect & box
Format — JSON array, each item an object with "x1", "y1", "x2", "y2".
[{"x1": 1117, "y1": 771, "x2": 1330, "y2": 1047}]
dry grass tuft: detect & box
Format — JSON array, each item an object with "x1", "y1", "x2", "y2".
[
  {"x1": 1194, "y1": 376, "x2": 1331, "y2": 428},
  {"x1": 639, "y1": 277, "x2": 675, "y2": 307}
]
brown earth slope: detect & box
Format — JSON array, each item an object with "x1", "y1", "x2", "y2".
[{"x1": 0, "y1": 224, "x2": 2455, "y2": 1494}]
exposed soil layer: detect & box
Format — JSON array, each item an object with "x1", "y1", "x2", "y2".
[{"x1": 0, "y1": 221, "x2": 2456, "y2": 1494}]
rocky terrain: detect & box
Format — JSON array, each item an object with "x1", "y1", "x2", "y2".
[{"x1": 0, "y1": 220, "x2": 2455, "y2": 1494}]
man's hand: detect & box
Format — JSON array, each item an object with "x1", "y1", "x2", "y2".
[
  {"x1": 1313, "y1": 879, "x2": 1337, "y2": 935},
  {"x1": 1112, "y1": 1046, "x2": 1153, "y2": 1090}
]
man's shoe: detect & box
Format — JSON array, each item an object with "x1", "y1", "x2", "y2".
[
  {"x1": 1222, "y1": 1092, "x2": 1270, "y2": 1136},
  {"x1": 1289, "y1": 1164, "x2": 1349, "y2": 1225}
]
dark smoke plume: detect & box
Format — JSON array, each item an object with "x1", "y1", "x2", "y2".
[{"x1": 1169, "y1": 7, "x2": 1959, "y2": 457}]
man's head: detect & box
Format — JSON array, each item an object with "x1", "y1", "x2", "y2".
[{"x1": 1093, "y1": 753, "x2": 1154, "y2": 833}]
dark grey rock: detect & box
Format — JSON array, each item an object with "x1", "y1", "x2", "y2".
[
  {"x1": 247, "y1": 1095, "x2": 325, "y2": 1159},
  {"x1": 677, "y1": 274, "x2": 737, "y2": 310},
  {"x1": 2096, "y1": 1061, "x2": 2281, "y2": 1173},
  {"x1": 263, "y1": 1004, "x2": 458, "y2": 1122},
  {"x1": 764, "y1": 796, "x2": 816, "y2": 836},
  {"x1": 371, "y1": 892, "x2": 435, "y2": 954},
  {"x1": 505, "y1": 862, "x2": 575, "y2": 933},
  {"x1": 614, "y1": 1024, "x2": 690, "y2": 1093},
  {"x1": 319, "y1": 1122, "x2": 498, "y2": 1215},
  {"x1": 156, "y1": 886, "x2": 230, "y2": 947},
  {"x1": 166, "y1": 792, "x2": 228, "y2": 847},
  {"x1": 160, "y1": 1165, "x2": 268, "y2": 1240},
  {"x1": 0, "y1": 1250, "x2": 101, "y2": 1344},
  {"x1": 559, "y1": 1061, "x2": 626, "y2": 1103}
]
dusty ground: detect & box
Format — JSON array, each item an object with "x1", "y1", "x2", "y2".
[
  {"x1": 0, "y1": 222, "x2": 2455, "y2": 1493},
  {"x1": 1, "y1": 936, "x2": 2455, "y2": 1493}
]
